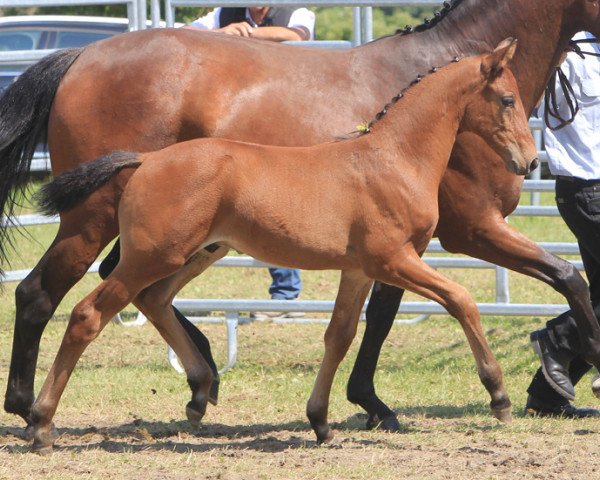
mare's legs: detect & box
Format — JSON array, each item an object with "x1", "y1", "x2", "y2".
[
  {"x1": 438, "y1": 215, "x2": 600, "y2": 376},
  {"x1": 306, "y1": 270, "x2": 372, "y2": 444},
  {"x1": 346, "y1": 282, "x2": 404, "y2": 431},
  {"x1": 348, "y1": 214, "x2": 600, "y2": 431},
  {"x1": 371, "y1": 248, "x2": 511, "y2": 422},
  {"x1": 5, "y1": 207, "x2": 118, "y2": 432}
]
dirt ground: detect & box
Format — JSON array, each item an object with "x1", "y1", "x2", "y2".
[{"x1": 1, "y1": 413, "x2": 599, "y2": 480}]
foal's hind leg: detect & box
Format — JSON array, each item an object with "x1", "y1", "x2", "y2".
[
  {"x1": 373, "y1": 249, "x2": 511, "y2": 422},
  {"x1": 103, "y1": 240, "x2": 226, "y2": 404},
  {"x1": 306, "y1": 270, "x2": 372, "y2": 444},
  {"x1": 5, "y1": 208, "x2": 118, "y2": 434},
  {"x1": 133, "y1": 247, "x2": 230, "y2": 425},
  {"x1": 30, "y1": 273, "x2": 145, "y2": 453}
]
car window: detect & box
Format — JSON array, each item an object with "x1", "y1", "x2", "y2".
[
  {"x1": 56, "y1": 31, "x2": 114, "y2": 48},
  {"x1": 0, "y1": 31, "x2": 42, "y2": 50}
]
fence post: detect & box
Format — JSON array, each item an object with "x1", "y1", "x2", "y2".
[
  {"x1": 352, "y1": 7, "x2": 362, "y2": 46},
  {"x1": 361, "y1": 6, "x2": 373, "y2": 43}
]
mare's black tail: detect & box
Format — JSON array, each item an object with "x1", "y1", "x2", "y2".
[
  {"x1": 0, "y1": 47, "x2": 84, "y2": 271},
  {"x1": 36, "y1": 151, "x2": 141, "y2": 216}
]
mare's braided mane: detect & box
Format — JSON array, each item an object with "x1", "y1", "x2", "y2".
[{"x1": 395, "y1": 0, "x2": 464, "y2": 36}]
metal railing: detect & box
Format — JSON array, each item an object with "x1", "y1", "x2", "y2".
[{"x1": 0, "y1": 2, "x2": 574, "y2": 373}]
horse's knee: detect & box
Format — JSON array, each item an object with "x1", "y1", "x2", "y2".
[
  {"x1": 135, "y1": 287, "x2": 171, "y2": 318},
  {"x1": 555, "y1": 260, "x2": 588, "y2": 297},
  {"x1": 15, "y1": 277, "x2": 54, "y2": 329},
  {"x1": 324, "y1": 321, "x2": 357, "y2": 352},
  {"x1": 444, "y1": 285, "x2": 478, "y2": 320},
  {"x1": 65, "y1": 301, "x2": 102, "y2": 344}
]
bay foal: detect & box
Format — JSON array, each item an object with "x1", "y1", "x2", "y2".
[
  {"x1": 33, "y1": 40, "x2": 536, "y2": 451},
  {"x1": 4, "y1": 0, "x2": 600, "y2": 434}
]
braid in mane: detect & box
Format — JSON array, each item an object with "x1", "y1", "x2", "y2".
[
  {"x1": 395, "y1": 0, "x2": 464, "y2": 35},
  {"x1": 356, "y1": 56, "x2": 461, "y2": 136}
]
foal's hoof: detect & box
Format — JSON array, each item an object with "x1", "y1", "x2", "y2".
[
  {"x1": 31, "y1": 428, "x2": 56, "y2": 455},
  {"x1": 208, "y1": 375, "x2": 220, "y2": 406},
  {"x1": 492, "y1": 406, "x2": 513, "y2": 424},
  {"x1": 366, "y1": 414, "x2": 401, "y2": 432},
  {"x1": 186, "y1": 401, "x2": 206, "y2": 428},
  {"x1": 24, "y1": 422, "x2": 58, "y2": 442},
  {"x1": 592, "y1": 372, "x2": 600, "y2": 400}
]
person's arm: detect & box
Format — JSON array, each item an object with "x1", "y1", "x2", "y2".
[
  {"x1": 249, "y1": 25, "x2": 308, "y2": 41},
  {"x1": 248, "y1": 8, "x2": 315, "y2": 42}
]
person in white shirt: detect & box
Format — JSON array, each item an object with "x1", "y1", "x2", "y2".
[
  {"x1": 185, "y1": 6, "x2": 315, "y2": 42},
  {"x1": 526, "y1": 31, "x2": 600, "y2": 418}
]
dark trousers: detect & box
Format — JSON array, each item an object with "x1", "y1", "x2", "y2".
[{"x1": 528, "y1": 176, "x2": 600, "y2": 403}]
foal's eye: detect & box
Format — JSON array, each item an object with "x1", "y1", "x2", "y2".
[{"x1": 501, "y1": 95, "x2": 515, "y2": 107}]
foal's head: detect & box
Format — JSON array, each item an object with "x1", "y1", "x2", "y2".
[{"x1": 461, "y1": 38, "x2": 538, "y2": 176}]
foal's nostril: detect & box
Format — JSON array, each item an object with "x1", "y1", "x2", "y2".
[{"x1": 530, "y1": 157, "x2": 539, "y2": 171}]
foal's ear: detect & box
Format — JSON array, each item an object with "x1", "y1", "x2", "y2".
[{"x1": 481, "y1": 38, "x2": 518, "y2": 78}]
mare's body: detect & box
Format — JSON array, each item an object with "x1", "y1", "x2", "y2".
[
  {"x1": 31, "y1": 44, "x2": 536, "y2": 451},
  {"x1": 3, "y1": 0, "x2": 600, "y2": 430}
]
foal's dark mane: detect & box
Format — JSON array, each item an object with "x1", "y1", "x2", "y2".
[{"x1": 354, "y1": 56, "x2": 461, "y2": 136}]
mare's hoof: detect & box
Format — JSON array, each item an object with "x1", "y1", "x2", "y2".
[
  {"x1": 492, "y1": 406, "x2": 512, "y2": 424},
  {"x1": 32, "y1": 443, "x2": 54, "y2": 456},
  {"x1": 592, "y1": 373, "x2": 600, "y2": 399},
  {"x1": 315, "y1": 426, "x2": 334, "y2": 445},
  {"x1": 186, "y1": 402, "x2": 206, "y2": 428},
  {"x1": 366, "y1": 414, "x2": 401, "y2": 432},
  {"x1": 208, "y1": 375, "x2": 220, "y2": 406}
]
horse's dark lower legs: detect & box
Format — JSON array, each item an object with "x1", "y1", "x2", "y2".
[
  {"x1": 346, "y1": 281, "x2": 404, "y2": 431},
  {"x1": 5, "y1": 270, "x2": 55, "y2": 424},
  {"x1": 99, "y1": 239, "x2": 219, "y2": 380},
  {"x1": 5, "y1": 231, "x2": 111, "y2": 433}
]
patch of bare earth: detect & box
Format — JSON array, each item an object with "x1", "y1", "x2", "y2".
[{"x1": 2, "y1": 414, "x2": 599, "y2": 479}]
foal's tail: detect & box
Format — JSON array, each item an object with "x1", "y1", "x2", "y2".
[
  {"x1": 0, "y1": 47, "x2": 83, "y2": 266},
  {"x1": 37, "y1": 151, "x2": 141, "y2": 216}
]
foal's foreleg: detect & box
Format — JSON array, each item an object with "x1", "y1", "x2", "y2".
[
  {"x1": 374, "y1": 249, "x2": 511, "y2": 422},
  {"x1": 306, "y1": 270, "x2": 372, "y2": 444},
  {"x1": 133, "y1": 246, "x2": 229, "y2": 424},
  {"x1": 438, "y1": 214, "x2": 600, "y2": 382},
  {"x1": 30, "y1": 275, "x2": 140, "y2": 453}
]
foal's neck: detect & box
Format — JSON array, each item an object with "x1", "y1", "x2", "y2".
[{"x1": 362, "y1": 60, "x2": 475, "y2": 177}]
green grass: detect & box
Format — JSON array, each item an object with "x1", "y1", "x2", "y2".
[{"x1": 1, "y1": 183, "x2": 599, "y2": 479}]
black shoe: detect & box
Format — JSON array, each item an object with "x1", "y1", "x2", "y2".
[
  {"x1": 530, "y1": 329, "x2": 575, "y2": 401},
  {"x1": 525, "y1": 395, "x2": 600, "y2": 418}
]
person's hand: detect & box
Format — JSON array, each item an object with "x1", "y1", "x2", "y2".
[{"x1": 217, "y1": 22, "x2": 254, "y2": 37}]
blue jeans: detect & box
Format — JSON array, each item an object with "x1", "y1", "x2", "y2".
[{"x1": 268, "y1": 268, "x2": 301, "y2": 300}]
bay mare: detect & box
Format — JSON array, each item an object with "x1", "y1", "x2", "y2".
[
  {"x1": 31, "y1": 42, "x2": 537, "y2": 452},
  {"x1": 2, "y1": 0, "x2": 600, "y2": 433}
]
